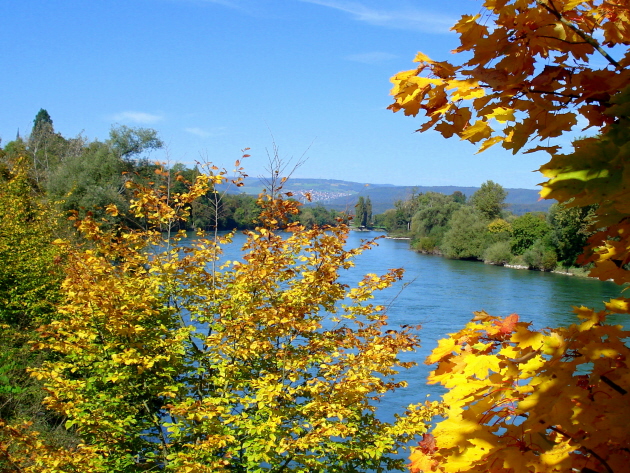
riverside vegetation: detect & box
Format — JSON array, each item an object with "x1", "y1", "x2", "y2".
[
  {"x1": 2, "y1": 0, "x2": 630, "y2": 471},
  {"x1": 372, "y1": 180, "x2": 595, "y2": 274}
]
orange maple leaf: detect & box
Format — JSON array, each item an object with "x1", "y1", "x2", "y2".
[
  {"x1": 494, "y1": 313, "x2": 519, "y2": 336},
  {"x1": 418, "y1": 433, "x2": 438, "y2": 454}
]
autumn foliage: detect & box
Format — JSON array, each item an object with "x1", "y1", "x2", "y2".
[
  {"x1": 390, "y1": 1, "x2": 630, "y2": 472},
  {"x1": 1, "y1": 154, "x2": 440, "y2": 471}
]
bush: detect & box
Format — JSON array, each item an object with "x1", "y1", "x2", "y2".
[
  {"x1": 442, "y1": 207, "x2": 489, "y2": 260},
  {"x1": 482, "y1": 241, "x2": 513, "y2": 265},
  {"x1": 523, "y1": 240, "x2": 557, "y2": 271},
  {"x1": 510, "y1": 213, "x2": 551, "y2": 255},
  {"x1": 5, "y1": 165, "x2": 439, "y2": 472},
  {"x1": 415, "y1": 236, "x2": 438, "y2": 253}
]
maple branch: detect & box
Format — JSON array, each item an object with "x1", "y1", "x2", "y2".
[
  {"x1": 538, "y1": 35, "x2": 590, "y2": 46},
  {"x1": 547, "y1": 425, "x2": 614, "y2": 473},
  {"x1": 510, "y1": 350, "x2": 540, "y2": 364},
  {"x1": 524, "y1": 89, "x2": 581, "y2": 100},
  {"x1": 601, "y1": 375, "x2": 628, "y2": 395},
  {"x1": 535, "y1": 0, "x2": 622, "y2": 69}
]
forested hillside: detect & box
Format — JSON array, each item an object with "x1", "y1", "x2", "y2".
[{"x1": 222, "y1": 177, "x2": 551, "y2": 215}]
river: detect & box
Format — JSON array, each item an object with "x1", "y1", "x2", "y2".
[{"x1": 211, "y1": 229, "x2": 622, "y2": 421}]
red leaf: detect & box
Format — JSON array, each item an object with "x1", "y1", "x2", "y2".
[
  {"x1": 418, "y1": 433, "x2": 438, "y2": 454},
  {"x1": 494, "y1": 313, "x2": 519, "y2": 335}
]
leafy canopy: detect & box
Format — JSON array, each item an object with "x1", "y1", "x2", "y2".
[
  {"x1": 390, "y1": 1, "x2": 630, "y2": 472},
  {"x1": 3, "y1": 155, "x2": 440, "y2": 472},
  {"x1": 389, "y1": 0, "x2": 630, "y2": 155}
]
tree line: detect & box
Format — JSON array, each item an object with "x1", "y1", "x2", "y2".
[
  {"x1": 1, "y1": 111, "x2": 341, "y2": 234},
  {"x1": 372, "y1": 180, "x2": 595, "y2": 272}
]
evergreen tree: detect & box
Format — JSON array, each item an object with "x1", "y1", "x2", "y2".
[
  {"x1": 32, "y1": 109, "x2": 53, "y2": 133},
  {"x1": 365, "y1": 196, "x2": 372, "y2": 227},
  {"x1": 355, "y1": 196, "x2": 366, "y2": 227}
]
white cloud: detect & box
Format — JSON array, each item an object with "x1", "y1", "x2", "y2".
[
  {"x1": 185, "y1": 127, "x2": 211, "y2": 138},
  {"x1": 300, "y1": 0, "x2": 456, "y2": 33},
  {"x1": 184, "y1": 126, "x2": 227, "y2": 138},
  {"x1": 112, "y1": 111, "x2": 164, "y2": 124},
  {"x1": 345, "y1": 51, "x2": 397, "y2": 64}
]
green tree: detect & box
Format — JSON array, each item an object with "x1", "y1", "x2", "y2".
[
  {"x1": 547, "y1": 201, "x2": 596, "y2": 266},
  {"x1": 374, "y1": 208, "x2": 397, "y2": 231},
  {"x1": 46, "y1": 125, "x2": 163, "y2": 222},
  {"x1": 451, "y1": 190, "x2": 466, "y2": 204},
  {"x1": 410, "y1": 193, "x2": 460, "y2": 238},
  {"x1": 365, "y1": 196, "x2": 373, "y2": 227},
  {"x1": 32, "y1": 109, "x2": 52, "y2": 131},
  {"x1": 108, "y1": 125, "x2": 163, "y2": 161},
  {"x1": 355, "y1": 196, "x2": 366, "y2": 227},
  {"x1": 441, "y1": 207, "x2": 489, "y2": 260},
  {"x1": 469, "y1": 180, "x2": 507, "y2": 220},
  {"x1": 510, "y1": 212, "x2": 551, "y2": 255},
  {"x1": 28, "y1": 109, "x2": 68, "y2": 185},
  {"x1": 410, "y1": 192, "x2": 461, "y2": 253},
  {"x1": 391, "y1": 192, "x2": 422, "y2": 234}
]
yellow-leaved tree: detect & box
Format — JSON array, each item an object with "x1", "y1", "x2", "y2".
[
  {"x1": 389, "y1": 1, "x2": 630, "y2": 472},
  {"x1": 1, "y1": 153, "x2": 440, "y2": 472}
]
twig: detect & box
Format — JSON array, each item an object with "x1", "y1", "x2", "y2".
[{"x1": 535, "y1": 0, "x2": 622, "y2": 69}]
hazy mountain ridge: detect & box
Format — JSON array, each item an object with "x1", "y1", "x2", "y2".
[{"x1": 221, "y1": 178, "x2": 551, "y2": 215}]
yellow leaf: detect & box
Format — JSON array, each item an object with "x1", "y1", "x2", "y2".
[
  {"x1": 413, "y1": 51, "x2": 434, "y2": 63},
  {"x1": 460, "y1": 120, "x2": 493, "y2": 143},
  {"x1": 461, "y1": 354, "x2": 501, "y2": 379},
  {"x1": 426, "y1": 337, "x2": 458, "y2": 364},
  {"x1": 476, "y1": 136, "x2": 504, "y2": 153},
  {"x1": 605, "y1": 298, "x2": 630, "y2": 314},
  {"x1": 485, "y1": 106, "x2": 515, "y2": 123},
  {"x1": 447, "y1": 79, "x2": 486, "y2": 100},
  {"x1": 563, "y1": 0, "x2": 588, "y2": 10}
]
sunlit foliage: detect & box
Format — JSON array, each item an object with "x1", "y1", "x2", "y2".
[
  {"x1": 390, "y1": 1, "x2": 630, "y2": 471},
  {"x1": 2, "y1": 155, "x2": 439, "y2": 471}
]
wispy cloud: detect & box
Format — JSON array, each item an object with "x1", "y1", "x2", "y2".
[
  {"x1": 300, "y1": 0, "x2": 455, "y2": 33},
  {"x1": 345, "y1": 51, "x2": 397, "y2": 64},
  {"x1": 112, "y1": 111, "x2": 164, "y2": 124},
  {"x1": 184, "y1": 126, "x2": 227, "y2": 138}
]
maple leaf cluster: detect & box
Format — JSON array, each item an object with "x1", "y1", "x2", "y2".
[
  {"x1": 390, "y1": 0, "x2": 630, "y2": 155},
  {"x1": 393, "y1": 1, "x2": 630, "y2": 472}
]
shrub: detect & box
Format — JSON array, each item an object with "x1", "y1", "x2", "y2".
[
  {"x1": 415, "y1": 236, "x2": 438, "y2": 253},
  {"x1": 482, "y1": 241, "x2": 513, "y2": 265},
  {"x1": 523, "y1": 240, "x2": 557, "y2": 271}
]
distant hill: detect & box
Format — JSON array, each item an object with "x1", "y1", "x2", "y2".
[{"x1": 220, "y1": 177, "x2": 551, "y2": 215}]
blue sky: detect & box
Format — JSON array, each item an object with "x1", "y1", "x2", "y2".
[{"x1": 2, "y1": 0, "x2": 548, "y2": 189}]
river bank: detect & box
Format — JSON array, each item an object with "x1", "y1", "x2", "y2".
[{"x1": 398, "y1": 241, "x2": 601, "y2": 281}]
